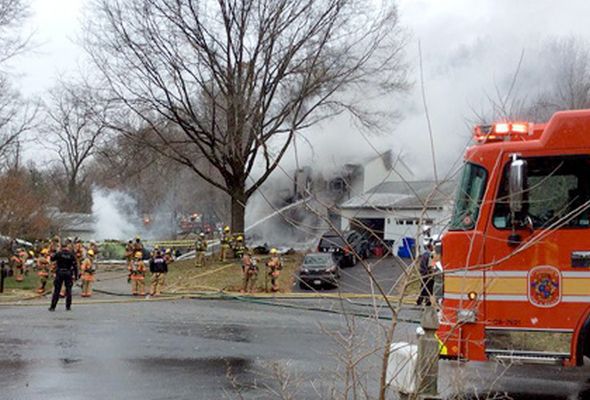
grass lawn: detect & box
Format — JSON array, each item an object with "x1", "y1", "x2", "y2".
[
  {"x1": 0, "y1": 270, "x2": 48, "y2": 299},
  {"x1": 2, "y1": 271, "x2": 43, "y2": 291},
  {"x1": 165, "y1": 253, "x2": 304, "y2": 293}
]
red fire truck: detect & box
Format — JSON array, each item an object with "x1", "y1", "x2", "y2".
[{"x1": 438, "y1": 110, "x2": 590, "y2": 366}]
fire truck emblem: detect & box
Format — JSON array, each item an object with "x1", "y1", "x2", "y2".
[{"x1": 528, "y1": 266, "x2": 561, "y2": 308}]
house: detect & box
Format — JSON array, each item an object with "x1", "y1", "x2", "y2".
[
  {"x1": 338, "y1": 180, "x2": 456, "y2": 243},
  {"x1": 325, "y1": 150, "x2": 415, "y2": 202},
  {"x1": 48, "y1": 210, "x2": 96, "y2": 241}
]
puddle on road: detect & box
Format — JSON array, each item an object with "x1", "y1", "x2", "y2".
[
  {"x1": 130, "y1": 356, "x2": 263, "y2": 393},
  {"x1": 132, "y1": 356, "x2": 252, "y2": 375},
  {"x1": 154, "y1": 323, "x2": 250, "y2": 343}
]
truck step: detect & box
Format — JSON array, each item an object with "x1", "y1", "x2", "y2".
[{"x1": 486, "y1": 349, "x2": 569, "y2": 365}]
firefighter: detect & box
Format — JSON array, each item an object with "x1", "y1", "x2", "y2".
[
  {"x1": 417, "y1": 238, "x2": 434, "y2": 306},
  {"x1": 36, "y1": 248, "x2": 51, "y2": 294},
  {"x1": 48, "y1": 242, "x2": 78, "y2": 312},
  {"x1": 220, "y1": 226, "x2": 231, "y2": 262},
  {"x1": 128, "y1": 251, "x2": 146, "y2": 296},
  {"x1": 125, "y1": 240, "x2": 134, "y2": 267},
  {"x1": 266, "y1": 248, "x2": 282, "y2": 292},
  {"x1": 234, "y1": 236, "x2": 245, "y2": 260},
  {"x1": 241, "y1": 249, "x2": 258, "y2": 294},
  {"x1": 47, "y1": 236, "x2": 61, "y2": 295},
  {"x1": 88, "y1": 240, "x2": 100, "y2": 259},
  {"x1": 195, "y1": 233, "x2": 207, "y2": 268},
  {"x1": 48, "y1": 236, "x2": 61, "y2": 257},
  {"x1": 164, "y1": 248, "x2": 174, "y2": 264},
  {"x1": 133, "y1": 236, "x2": 144, "y2": 254},
  {"x1": 149, "y1": 249, "x2": 168, "y2": 296},
  {"x1": 73, "y1": 237, "x2": 84, "y2": 267},
  {"x1": 26, "y1": 249, "x2": 35, "y2": 276},
  {"x1": 11, "y1": 248, "x2": 26, "y2": 282},
  {"x1": 80, "y1": 249, "x2": 96, "y2": 297}
]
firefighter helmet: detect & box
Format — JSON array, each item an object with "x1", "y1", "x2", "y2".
[
  {"x1": 224, "y1": 226, "x2": 230, "y2": 232},
  {"x1": 41, "y1": 248, "x2": 49, "y2": 255},
  {"x1": 270, "y1": 248, "x2": 278, "y2": 255},
  {"x1": 88, "y1": 249, "x2": 95, "y2": 257},
  {"x1": 134, "y1": 251, "x2": 143, "y2": 259},
  {"x1": 237, "y1": 235, "x2": 243, "y2": 242},
  {"x1": 28, "y1": 250, "x2": 35, "y2": 257},
  {"x1": 200, "y1": 232, "x2": 205, "y2": 237}
]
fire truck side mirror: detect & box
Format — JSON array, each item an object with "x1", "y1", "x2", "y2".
[{"x1": 508, "y1": 156, "x2": 527, "y2": 215}]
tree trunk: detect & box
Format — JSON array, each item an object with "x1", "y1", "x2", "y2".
[
  {"x1": 66, "y1": 178, "x2": 78, "y2": 212},
  {"x1": 230, "y1": 185, "x2": 246, "y2": 235}
]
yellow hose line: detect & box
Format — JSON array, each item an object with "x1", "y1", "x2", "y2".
[{"x1": 190, "y1": 263, "x2": 236, "y2": 279}]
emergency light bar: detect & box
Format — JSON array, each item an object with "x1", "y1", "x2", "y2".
[{"x1": 474, "y1": 122, "x2": 530, "y2": 143}]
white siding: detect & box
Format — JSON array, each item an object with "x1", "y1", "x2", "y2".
[{"x1": 340, "y1": 208, "x2": 448, "y2": 242}]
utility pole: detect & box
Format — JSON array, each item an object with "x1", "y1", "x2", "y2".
[{"x1": 416, "y1": 306, "x2": 441, "y2": 399}]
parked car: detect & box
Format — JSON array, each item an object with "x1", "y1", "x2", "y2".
[
  {"x1": 317, "y1": 230, "x2": 369, "y2": 267},
  {"x1": 298, "y1": 252, "x2": 341, "y2": 289}
]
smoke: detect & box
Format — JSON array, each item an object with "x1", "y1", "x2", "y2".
[
  {"x1": 91, "y1": 188, "x2": 142, "y2": 241},
  {"x1": 245, "y1": 0, "x2": 590, "y2": 244},
  {"x1": 268, "y1": 0, "x2": 590, "y2": 182},
  {"x1": 391, "y1": 0, "x2": 590, "y2": 179},
  {"x1": 92, "y1": 187, "x2": 184, "y2": 241}
]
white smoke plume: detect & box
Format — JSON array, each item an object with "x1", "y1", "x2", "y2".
[{"x1": 91, "y1": 188, "x2": 142, "y2": 241}]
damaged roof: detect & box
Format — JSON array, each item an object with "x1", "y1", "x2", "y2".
[
  {"x1": 339, "y1": 180, "x2": 456, "y2": 210},
  {"x1": 48, "y1": 210, "x2": 96, "y2": 233}
]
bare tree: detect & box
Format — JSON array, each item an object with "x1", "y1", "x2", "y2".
[
  {"x1": 473, "y1": 37, "x2": 590, "y2": 125},
  {"x1": 0, "y1": 0, "x2": 31, "y2": 64},
  {"x1": 84, "y1": 0, "x2": 408, "y2": 232},
  {"x1": 44, "y1": 82, "x2": 111, "y2": 212},
  {"x1": 0, "y1": 0, "x2": 36, "y2": 168},
  {"x1": 528, "y1": 36, "x2": 590, "y2": 121}
]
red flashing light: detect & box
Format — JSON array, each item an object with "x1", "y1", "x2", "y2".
[{"x1": 474, "y1": 122, "x2": 530, "y2": 143}]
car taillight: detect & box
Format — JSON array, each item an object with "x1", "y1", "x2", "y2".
[{"x1": 344, "y1": 246, "x2": 351, "y2": 256}]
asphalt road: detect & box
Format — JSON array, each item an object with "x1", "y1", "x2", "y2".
[
  {"x1": 0, "y1": 299, "x2": 389, "y2": 400},
  {"x1": 2, "y1": 254, "x2": 590, "y2": 399},
  {"x1": 293, "y1": 256, "x2": 405, "y2": 295},
  {"x1": 1, "y1": 298, "x2": 590, "y2": 399}
]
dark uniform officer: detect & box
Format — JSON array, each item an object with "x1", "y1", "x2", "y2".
[
  {"x1": 49, "y1": 243, "x2": 78, "y2": 311},
  {"x1": 417, "y1": 239, "x2": 434, "y2": 307},
  {"x1": 149, "y1": 250, "x2": 168, "y2": 296}
]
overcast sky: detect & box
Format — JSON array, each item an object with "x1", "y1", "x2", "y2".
[{"x1": 11, "y1": 0, "x2": 590, "y2": 179}]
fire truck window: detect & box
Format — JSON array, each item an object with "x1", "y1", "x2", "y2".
[
  {"x1": 493, "y1": 156, "x2": 590, "y2": 229},
  {"x1": 450, "y1": 163, "x2": 487, "y2": 230}
]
